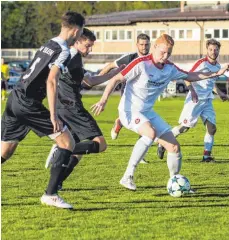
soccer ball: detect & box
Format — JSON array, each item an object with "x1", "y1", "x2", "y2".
[{"x1": 167, "y1": 174, "x2": 191, "y2": 198}]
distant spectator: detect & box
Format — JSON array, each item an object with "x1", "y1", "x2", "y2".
[{"x1": 1, "y1": 58, "x2": 9, "y2": 100}]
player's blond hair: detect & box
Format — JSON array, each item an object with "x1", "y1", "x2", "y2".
[{"x1": 155, "y1": 34, "x2": 174, "y2": 47}]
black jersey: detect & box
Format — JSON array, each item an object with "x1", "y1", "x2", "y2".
[
  {"x1": 115, "y1": 52, "x2": 139, "y2": 67},
  {"x1": 15, "y1": 37, "x2": 70, "y2": 102},
  {"x1": 58, "y1": 48, "x2": 86, "y2": 102}
]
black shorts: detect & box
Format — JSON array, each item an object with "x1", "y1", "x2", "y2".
[
  {"x1": 58, "y1": 101, "x2": 102, "y2": 143},
  {"x1": 1, "y1": 90, "x2": 54, "y2": 142}
]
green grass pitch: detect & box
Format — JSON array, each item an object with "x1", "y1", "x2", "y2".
[{"x1": 1, "y1": 95, "x2": 229, "y2": 240}]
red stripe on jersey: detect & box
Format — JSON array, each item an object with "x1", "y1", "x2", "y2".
[
  {"x1": 166, "y1": 60, "x2": 188, "y2": 74},
  {"x1": 121, "y1": 54, "x2": 152, "y2": 76},
  {"x1": 189, "y1": 57, "x2": 207, "y2": 72}
]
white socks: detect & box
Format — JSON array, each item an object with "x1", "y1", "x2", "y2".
[
  {"x1": 204, "y1": 133, "x2": 214, "y2": 152},
  {"x1": 124, "y1": 136, "x2": 153, "y2": 177},
  {"x1": 167, "y1": 152, "x2": 182, "y2": 177}
]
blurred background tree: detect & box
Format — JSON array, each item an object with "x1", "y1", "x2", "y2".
[{"x1": 1, "y1": 1, "x2": 179, "y2": 48}]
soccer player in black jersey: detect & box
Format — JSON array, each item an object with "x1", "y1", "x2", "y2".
[
  {"x1": 99, "y1": 33, "x2": 151, "y2": 163},
  {"x1": 1, "y1": 11, "x2": 85, "y2": 209},
  {"x1": 45, "y1": 28, "x2": 124, "y2": 190}
]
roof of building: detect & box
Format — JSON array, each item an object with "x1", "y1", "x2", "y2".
[{"x1": 86, "y1": 7, "x2": 229, "y2": 26}]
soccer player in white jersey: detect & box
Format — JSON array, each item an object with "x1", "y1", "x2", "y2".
[
  {"x1": 157, "y1": 39, "x2": 229, "y2": 162},
  {"x1": 91, "y1": 34, "x2": 229, "y2": 191}
]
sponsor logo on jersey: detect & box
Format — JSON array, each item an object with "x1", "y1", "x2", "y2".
[{"x1": 147, "y1": 79, "x2": 166, "y2": 87}]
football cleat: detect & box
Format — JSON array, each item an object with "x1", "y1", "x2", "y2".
[
  {"x1": 45, "y1": 144, "x2": 58, "y2": 169},
  {"x1": 201, "y1": 156, "x2": 215, "y2": 163},
  {"x1": 41, "y1": 194, "x2": 73, "y2": 209},
  {"x1": 111, "y1": 118, "x2": 123, "y2": 140},
  {"x1": 120, "y1": 175, "x2": 136, "y2": 191},
  {"x1": 140, "y1": 158, "x2": 149, "y2": 164},
  {"x1": 188, "y1": 189, "x2": 196, "y2": 194},
  {"x1": 157, "y1": 144, "x2": 166, "y2": 159}
]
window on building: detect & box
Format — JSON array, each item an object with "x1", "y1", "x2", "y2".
[
  {"x1": 112, "y1": 30, "x2": 118, "y2": 40},
  {"x1": 179, "y1": 30, "x2": 184, "y2": 39},
  {"x1": 105, "y1": 31, "x2": 111, "y2": 40},
  {"x1": 187, "y1": 30, "x2": 193, "y2": 39},
  {"x1": 151, "y1": 30, "x2": 157, "y2": 39},
  {"x1": 205, "y1": 33, "x2": 212, "y2": 39},
  {"x1": 126, "y1": 31, "x2": 132, "y2": 40},
  {"x1": 144, "y1": 30, "x2": 150, "y2": 36},
  {"x1": 160, "y1": 30, "x2": 166, "y2": 36},
  {"x1": 222, "y1": 29, "x2": 228, "y2": 38},
  {"x1": 214, "y1": 29, "x2": 220, "y2": 38},
  {"x1": 137, "y1": 30, "x2": 142, "y2": 37},
  {"x1": 170, "y1": 30, "x2": 175, "y2": 38},
  {"x1": 96, "y1": 31, "x2": 100, "y2": 40},
  {"x1": 119, "y1": 30, "x2": 125, "y2": 40}
]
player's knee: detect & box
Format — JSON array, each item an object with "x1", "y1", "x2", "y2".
[
  {"x1": 99, "y1": 142, "x2": 107, "y2": 152},
  {"x1": 167, "y1": 143, "x2": 180, "y2": 153},
  {"x1": 93, "y1": 136, "x2": 107, "y2": 152},
  {"x1": 1, "y1": 141, "x2": 18, "y2": 161},
  {"x1": 56, "y1": 129, "x2": 75, "y2": 151},
  {"x1": 206, "y1": 121, "x2": 216, "y2": 135}
]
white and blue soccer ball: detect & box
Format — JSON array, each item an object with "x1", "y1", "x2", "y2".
[{"x1": 167, "y1": 174, "x2": 191, "y2": 197}]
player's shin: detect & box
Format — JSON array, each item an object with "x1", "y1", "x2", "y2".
[
  {"x1": 167, "y1": 152, "x2": 182, "y2": 177},
  {"x1": 59, "y1": 155, "x2": 80, "y2": 184},
  {"x1": 203, "y1": 133, "x2": 214, "y2": 159},
  {"x1": 46, "y1": 147, "x2": 72, "y2": 195},
  {"x1": 172, "y1": 125, "x2": 189, "y2": 138},
  {"x1": 124, "y1": 136, "x2": 153, "y2": 177}
]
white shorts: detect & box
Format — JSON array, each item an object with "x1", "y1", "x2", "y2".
[
  {"x1": 179, "y1": 99, "x2": 216, "y2": 128},
  {"x1": 119, "y1": 110, "x2": 171, "y2": 139}
]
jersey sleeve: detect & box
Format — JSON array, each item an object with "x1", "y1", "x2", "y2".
[
  {"x1": 171, "y1": 64, "x2": 189, "y2": 80},
  {"x1": 120, "y1": 58, "x2": 141, "y2": 81},
  {"x1": 115, "y1": 54, "x2": 132, "y2": 67},
  {"x1": 49, "y1": 49, "x2": 70, "y2": 73}
]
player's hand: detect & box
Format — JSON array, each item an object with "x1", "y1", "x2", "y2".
[
  {"x1": 217, "y1": 64, "x2": 229, "y2": 76},
  {"x1": 91, "y1": 100, "x2": 107, "y2": 116},
  {"x1": 190, "y1": 89, "x2": 198, "y2": 103},
  {"x1": 219, "y1": 93, "x2": 229, "y2": 101},
  {"x1": 51, "y1": 115, "x2": 63, "y2": 133}
]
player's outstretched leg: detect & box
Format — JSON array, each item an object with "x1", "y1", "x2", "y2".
[
  {"x1": 201, "y1": 120, "x2": 216, "y2": 163},
  {"x1": 120, "y1": 135, "x2": 153, "y2": 190},
  {"x1": 111, "y1": 118, "x2": 123, "y2": 140},
  {"x1": 45, "y1": 144, "x2": 58, "y2": 169},
  {"x1": 41, "y1": 147, "x2": 73, "y2": 209},
  {"x1": 157, "y1": 125, "x2": 190, "y2": 160}
]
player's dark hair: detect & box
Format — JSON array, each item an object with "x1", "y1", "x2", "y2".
[
  {"x1": 206, "y1": 39, "x2": 221, "y2": 49},
  {"x1": 137, "y1": 33, "x2": 150, "y2": 42},
  {"x1": 61, "y1": 11, "x2": 85, "y2": 28},
  {"x1": 79, "y1": 28, "x2": 96, "y2": 42}
]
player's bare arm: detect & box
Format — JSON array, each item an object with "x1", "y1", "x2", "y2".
[
  {"x1": 82, "y1": 65, "x2": 125, "y2": 89},
  {"x1": 98, "y1": 62, "x2": 117, "y2": 76},
  {"x1": 46, "y1": 65, "x2": 63, "y2": 132},
  {"x1": 184, "y1": 80, "x2": 198, "y2": 103},
  {"x1": 186, "y1": 64, "x2": 229, "y2": 82},
  {"x1": 91, "y1": 72, "x2": 125, "y2": 116},
  {"x1": 213, "y1": 83, "x2": 229, "y2": 101}
]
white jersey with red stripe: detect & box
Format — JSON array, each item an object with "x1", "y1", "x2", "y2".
[
  {"x1": 186, "y1": 57, "x2": 221, "y2": 101},
  {"x1": 118, "y1": 54, "x2": 188, "y2": 112}
]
